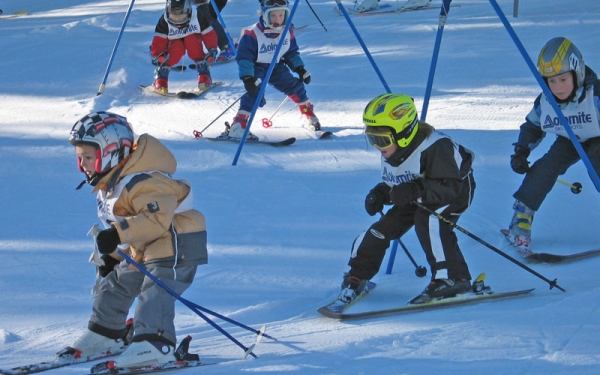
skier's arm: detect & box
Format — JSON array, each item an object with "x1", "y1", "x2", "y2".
[
  {"x1": 112, "y1": 174, "x2": 179, "y2": 249},
  {"x1": 418, "y1": 139, "x2": 465, "y2": 205}
]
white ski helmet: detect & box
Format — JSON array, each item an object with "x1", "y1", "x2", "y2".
[
  {"x1": 69, "y1": 111, "x2": 134, "y2": 174},
  {"x1": 260, "y1": 0, "x2": 289, "y2": 30}
]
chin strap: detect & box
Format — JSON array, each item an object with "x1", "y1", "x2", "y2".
[{"x1": 75, "y1": 171, "x2": 108, "y2": 190}]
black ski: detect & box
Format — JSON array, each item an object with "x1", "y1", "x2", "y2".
[
  {"x1": 203, "y1": 136, "x2": 296, "y2": 147},
  {"x1": 140, "y1": 82, "x2": 221, "y2": 99},
  {"x1": 500, "y1": 229, "x2": 600, "y2": 263},
  {"x1": 526, "y1": 249, "x2": 600, "y2": 263},
  {"x1": 319, "y1": 288, "x2": 534, "y2": 320},
  {"x1": 318, "y1": 273, "x2": 534, "y2": 320}
]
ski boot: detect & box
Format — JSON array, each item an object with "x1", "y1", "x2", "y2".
[
  {"x1": 152, "y1": 66, "x2": 170, "y2": 94},
  {"x1": 506, "y1": 200, "x2": 535, "y2": 257},
  {"x1": 337, "y1": 275, "x2": 369, "y2": 305},
  {"x1": 297, "y1": 100, "x2": 321, "y2": 131}
]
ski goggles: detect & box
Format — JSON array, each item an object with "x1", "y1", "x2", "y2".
[
  {"x1": 365, "y1": 127, "x2": 396, "y2": 150},
  {"x1": 168, "y1": 11, "x2": 189, "y2": 24},
  {"x1": 263, "y1": 0, "x2": 288, "y2": 7}
]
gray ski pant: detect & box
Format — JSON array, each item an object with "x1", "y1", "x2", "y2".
[{"x1": 89, "y1": 259, "x2": 197, "y2": 346}]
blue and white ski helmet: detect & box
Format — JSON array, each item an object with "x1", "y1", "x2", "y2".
[{"x1": 260, "y1": 0, "x2": 289, "y2": 30}]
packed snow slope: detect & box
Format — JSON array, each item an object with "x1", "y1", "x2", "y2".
[{"x1": 1, "y1": 0, "x2": 600, "y2": 374}]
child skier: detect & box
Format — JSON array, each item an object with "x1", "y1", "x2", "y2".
[
  {"x1": 149, "y1": 0, "x2": 218, "y2": 94},
  {"x1": 339, "y1": 93, "x2": 476, "y2": 305},
  {"x1": 506, "y1": 37, "x2": 600, "y2": 256},
  {"x1": 60, "y1": 112, "x2": 208, "y2": 370},
  {"x1": 193, "y1": 0, "x2": 236, "y2": 62},
  {"x1": 222, "y1": 0, "x2": 320, "y2": 140}
]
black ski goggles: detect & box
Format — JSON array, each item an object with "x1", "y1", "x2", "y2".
[
  {"x1": 365, "y1": 127, "x2": 396, "y2": 150},
  {"x1": 263, "y1": 0, "x2": 288, "y2": 7}
]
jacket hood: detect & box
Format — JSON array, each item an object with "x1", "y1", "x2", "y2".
[{"x1": 93, "y1": 133, "x2": 176, "y2": 192}]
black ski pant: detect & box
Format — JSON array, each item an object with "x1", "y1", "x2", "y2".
[
  {"x1": 514, "y1": 136, "x2": 600, "y2": 211},
  {"x1": 348, "y1": 173, "x2": 475, "y2": 282}
]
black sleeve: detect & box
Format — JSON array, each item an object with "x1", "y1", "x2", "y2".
[
  {"x1": 419, "y1": 138, "x2": 464, "y2": 205},
  {"x1": 155, "y1": 16, "x2": 169, "y2": 35},
  {"x1": 210, "y1": 0, "x2": 227, "y2": 18},
  {"x1": 515, "y1": 94, "x2": 545, "y2": 150}
]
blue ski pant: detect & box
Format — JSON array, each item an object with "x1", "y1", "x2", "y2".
[
  {"x1": 514, "y1": 136, "x2": 600, "y2": 211},
  {"x1": 239, "y1": 63, "x2": 307, "y2": 113}
]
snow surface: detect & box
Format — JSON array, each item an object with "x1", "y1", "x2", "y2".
[{"x1": 1, "y1": 0, "x2": 600, "y2": 374}]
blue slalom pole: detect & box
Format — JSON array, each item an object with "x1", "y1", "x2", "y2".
[
  {"x1": 115, "y1": 249, "x2": 261, "y2": 357},
  {"x1": 488, "y1": 0, "x2": 600, "y2": 192},
  {"x1": 334, "y1": 0, "x2": 391, "y2": 93},
  {"x1": 97, "y1": 0, "x2": 135, "y2": 96},
  {"x1": 209, "y1": 0, "x2": 237, "y2": 55},
  {"x1": 420, "y1": 0, "x2": 453, "y2": 120},
  {"x1": 232, "y1": 0, "x2": 301, "y2": 165},
  {"x1": 386, "y1": 0, "x2": 453, "y2": 274}
]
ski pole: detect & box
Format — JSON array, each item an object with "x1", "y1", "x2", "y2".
[
  {"x1": 304, "y1": 0, "x2": 327, "y2": 31},
  {"x1": 193, "y1": 95, "x2": 242, "y2": 138},
  {"x1": 421, "y1": 0, "x2": 453, "y2": 120},
  {"x1": 91, "y1": 223, "x2": 276, "y2": 353},
  {"x1": 411, "y1": 201, "x2": 566, "y2": 292},
  {"x1": 556, "y1": 178, "x2": 582, "y2": 194},
  {"x1": 97, "y1": 0, "x2": 136, "y2": 96},
  {"x1": 398, "y1": 239, "x2": 428, "y2": 278},
  {"x1": 262, "y1": 97, "x2": 289, "y2": 128},
  {"x1": 113, "y1": 248, "x2": 260, "y2": 358},
  {"x1": 334, "y1": 0, "x2": 391, "y2": 93}
]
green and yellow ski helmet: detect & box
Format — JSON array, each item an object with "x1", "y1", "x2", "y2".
[{"x1": 363, "y1": 93, "x2": 419, "y2": 148}]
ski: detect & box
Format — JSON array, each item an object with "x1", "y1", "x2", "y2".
[
  {"x1": 150, "y1": 61, "x2": 186, "y2": 71},
  {"x1": 501, "y1": 228, "x2": 600, "y2": 263},
  {"x1": 302, "y1": 125, "x2": 333, "y2": 140},
  {"x1": 315, "y1": 130, "x2": 332, "y2": 139},
  {"x1": 88, "y1": 360, "x2": 211, "y2": 375},
  {"x1": 0, "y1": 10, "x2": 29, "y2": 19},
  {"x1": 317, "y1": 281, "x2": 377, "y2": 317},
  {"x1": 318, "y1": 273, "x2": 534, "y2": 320},
  {"x1": 202, "y1": 136, "x2": 296, "y2": 147},
  {"x1": 1, "y1": 320, "x2": 134, "y2": 375},
  {"x1": 0, "y1": 353, "x2": 121, "y2": 375},
  {"x1": 188, "y1": 55, "x2": 236, "y2": 69},
  {"x1": 140, "y1": 81, "x2": 222, "y2": 99},
  {"x1": 321, "y1": 288, "x2": 534, "y2": 320},
  {"x1": 89, "y1": 335, "x2": 211, "y2": 375}
]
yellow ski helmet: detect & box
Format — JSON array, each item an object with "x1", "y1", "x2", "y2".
[
  {"x1": 537, "y1": 37, "x2": 585, "y2": 90},
  {"x1": 363, "y1": 94, "x2": 419, "y2": 148}
]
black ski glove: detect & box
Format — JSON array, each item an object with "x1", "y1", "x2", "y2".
[
  {"x1": 98, "y1": 254, "x2": 120, "y2": 278},
  {"x1": 390, "y1": 180, "x2": 424, "y2": 207},
  {"x1": 294, "y1": 66, "x2": 311, "y2": 84},
  {"x1": 510, "y1": 145, "x2": 530, "y2": 174},
  {"x1": 365, "y1": 182, "x2": 391, "y2": 216},
  {"x1": 96, "y1": 226, "x2": 121, "y2": 255},
  {"x1": 242, "y1": 76, "x2": 261, "y2": 96}
]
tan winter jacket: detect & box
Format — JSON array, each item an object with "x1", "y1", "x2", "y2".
[{"x1": 93, "y1": 134, "x2": 207, "y2": 265}]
